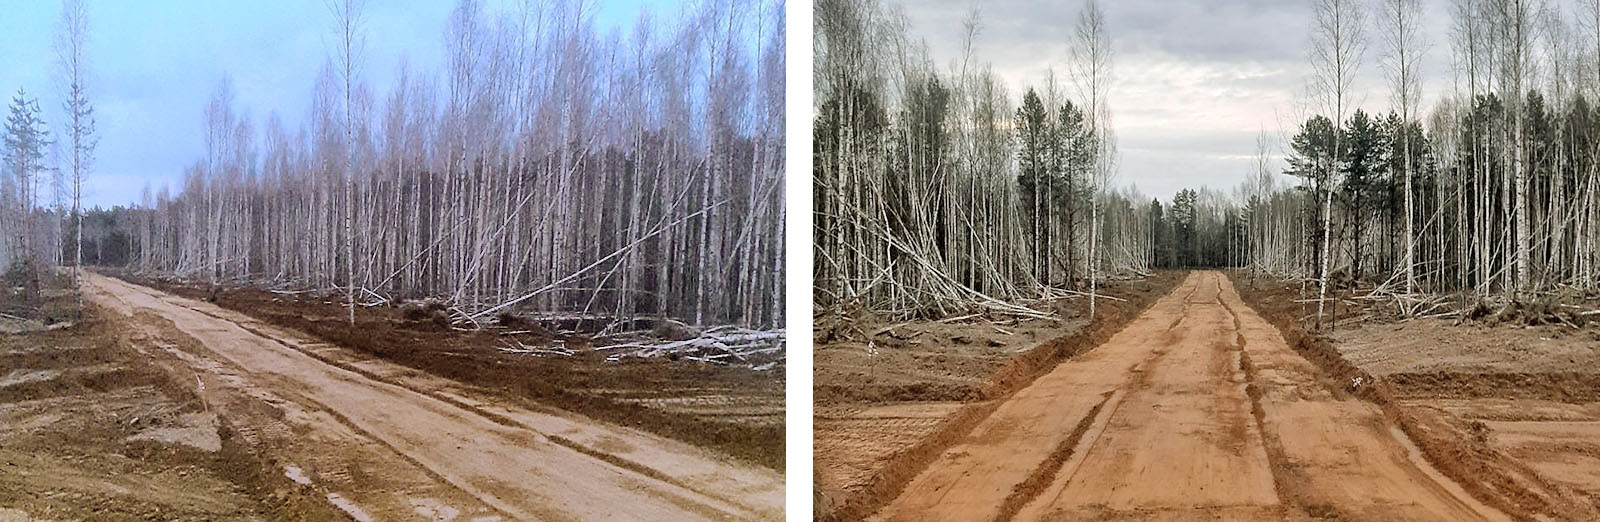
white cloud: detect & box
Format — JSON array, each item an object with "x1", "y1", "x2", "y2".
[{"x1": 897, "y1": 0, "x2": 1469, "y2": 202}]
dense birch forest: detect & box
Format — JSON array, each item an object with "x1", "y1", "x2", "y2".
[
  {"x1": 85, "y1": 0, "x2": 785, "y2": 328},
  {"x1": 1145, "y1": 0, "x2": 1600, "y2": 326},
  {"x1": 814, "y1": 0, "x2": 1151, "y2": 320}
]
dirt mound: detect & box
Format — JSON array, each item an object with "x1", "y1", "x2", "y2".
[
  {"x1": 1231, "y1": 273, "x2": 1600, "y2": 522},
  {"x1": 0, "y1": 308, "x2": 338, "y2": 521},
  {"x1": 1385, "y1": 372, "x2": 1600, "y2": 402},
  {"x1": 814, "y1": 271, "x2": 1185, "y2": 522},
  {"x1": 117, "y1": 273, "x2": 784, "y2": 471},
  {"x1": 814, "y1": 381, "x2": 981, "y2": 404}
]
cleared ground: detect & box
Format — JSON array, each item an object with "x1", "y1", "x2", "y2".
[
  {"x1": 0, "y1": 306, "x2": 334, "y2": 521},
  {"x1": 812, "y1": 274, "x2": 1184, "y2": 520},
  {"x1": 869, "y1": 272, "x2": 1510, "y2": 521},
  {"x1": 123, "y1": 271, "x2": 785, "y2": 470},
  {"x1": 1322, "y1": 303, "x2": 1600, "y2": 516},
  {"x1": 80, "y1": 273, "x2": 783, "y2": 521}
]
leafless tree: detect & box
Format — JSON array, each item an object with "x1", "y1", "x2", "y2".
[
  {"x1": 1379, "y1": 0, "x2": 1423, "y2": 293},
  {"x1": 53, "y1": 0, "x2": 94, "y2": 315},
  {"x1": 112, "y1": 0, "x2": 785, "y2": 329},
  {"x1": 329, "y1": 0, "x2": 366, "y2": 325},
  {"x1": 1071, "y1": 0, "x2": 1114, "y2": 317},
  {"x1": 1308, "y1": 0, "x2": 1366, "y2": 329}
]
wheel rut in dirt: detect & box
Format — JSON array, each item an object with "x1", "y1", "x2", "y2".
[
  {"x1": 83, "y1": 272, "x2": 783, "y2": 521},
  {"x1": 873, "y1": 271, "x2": 1508, "y2": 522}
]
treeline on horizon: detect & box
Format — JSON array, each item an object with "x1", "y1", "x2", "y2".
[
  {"x1": 1168, "y1": 0, "x2": 1599, "y2": 308},
  {"x1": 78, "y1": 0, "x2": 786, "y2": 328},
  {"x1": 814, "y1": 0, "x2": 1145, "y2": 320}
]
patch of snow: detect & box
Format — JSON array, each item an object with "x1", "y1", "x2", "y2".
[
  {"x1": 327, "y1": 493, "x2": 374, "y2": 522},
  {"x1": 283, "y1": 465, "x2": 313, "y2": 486},
  {"x1": 410, "y1": 498, "x2": 462, "y2": 521},
  {"x1": 0, "y1": 369, "x2": 59, "y2": 388},
  {"x1": 125, "y1": 412, "x2": 221, "y2": 452}
]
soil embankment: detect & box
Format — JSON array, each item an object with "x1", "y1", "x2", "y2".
[
  {"x1": 870, "y1": 272, "x2": 1509, "y2": 521},
  {"x1": 83, "y1": 272, "x2": 784, "y2": 521},
  {"x1": 814, "y1": 273, "x2": 1183, "y2": 521}
]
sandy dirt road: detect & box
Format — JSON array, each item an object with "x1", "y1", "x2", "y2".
[
  {"x1": 82, "y1": 273, "x2": 783, "y2": 521},
  {"x1": 872, "y1": 271, "x2": 1507, "y2": 522}
]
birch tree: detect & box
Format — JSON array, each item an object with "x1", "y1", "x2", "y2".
[
  {"x1": 1309, "y1": 0, "x2": 1366, "y2": 329},
  {"x1": 55, "y1": 0, "x2": 94, "y2": 314},
  {"x1": 1071, "y1": 0, "x2": 1113, "y2": 317},
  {"x1": 103, "y1": 0, "x2": 785, "y2": 329},
  {"x1": 1380, "y1": 0, "x2": 1423, "y2": 293},
  {"x1": 329, "y1": 0, "x2": 365, "y2": 326}
]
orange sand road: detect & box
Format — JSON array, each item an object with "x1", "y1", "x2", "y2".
[
  {"x1": 85, "y1": 273, "x2": 782, "y2": 521},
  {"x1": 873, "y1": 271, "x2": 1505, "y2": 522}
]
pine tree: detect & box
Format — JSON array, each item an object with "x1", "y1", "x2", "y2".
[
  {"x1": 1015, "y1": 88, "x2": 1050, "y2": 281},
  {"x1": 3, "y1": 91, "x2": 52, "y2": 277}
]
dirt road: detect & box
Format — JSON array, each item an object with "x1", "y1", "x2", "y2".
[
  {"x1": 82, "y1": 273, "x2": 783, "y2": 521},
  {"x1": 872, "y1": 271, "x2": 1506, "y2": 521}
]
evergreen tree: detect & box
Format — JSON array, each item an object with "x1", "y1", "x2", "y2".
[
  {"x1": 1342, "y1": 109, "x2": 1390, "y2": 279},
  {"x1": 1055, "y1": 99, "x2": 1095, "y2": 282},
  {"x1": 3, "y1": 90, "x2": 52, "y2": 274},
  {"x1": 1171, "y1": 188, "x2": 1198, "y2": 266},
  {"x1": 1015, "y1": 88, "x2": 1051, "y2": 280},
  {"x1": 1286, "y1": 115, "x2": 1338, "y2": 276}
]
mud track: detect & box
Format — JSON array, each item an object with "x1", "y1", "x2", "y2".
[
  {"x1": 872, "y1": 271, "x2": 1508, "y2": 521},
  {"x1": 82, "y1": 273, "x2": 783, "y2": 521}
]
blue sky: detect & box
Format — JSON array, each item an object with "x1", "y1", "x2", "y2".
[{"x1": 0, "y1": 0, "x2": 672, "y2": 208}]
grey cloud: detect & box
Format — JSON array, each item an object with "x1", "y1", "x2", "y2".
[{"x1": 895, "y1": 0, "x2": 1466, "y2": 202}]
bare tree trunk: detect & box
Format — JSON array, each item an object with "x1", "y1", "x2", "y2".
[{"x1": 1310, "y1": 0, "x2": 1366, "y2": 329}]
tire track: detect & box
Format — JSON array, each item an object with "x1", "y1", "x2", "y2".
[
  {"x1": 84, "y1": 273, "x2": 782, "y2": 521},
  {"x1": 1220, "y1": 286, "x2": 1305, "y2": 516},
  {"x1": 877, "y1": 271, "x2": 1508, "y2": 521},
  {"x1": 994, "y1": 389, "x2": 1121, "y2": 521}
]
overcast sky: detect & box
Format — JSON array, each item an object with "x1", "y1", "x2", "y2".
[
  {"x1": 902, "y1": 0, "x2": 1473, "y2": 203},
  {"x1": 0, "y1": 0, "x2": 669, "y2": 209}
]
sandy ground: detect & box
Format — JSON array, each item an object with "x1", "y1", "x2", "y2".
[
  {"x1": 1331, "y1": 320, "x2": 1600, "y2": 375},
  {"x1": 813, "y1": 317, "x2": 1081, "y2": 514},
  {"x1": 815, "y1": 320, "x2": 1087, "y2": 404},
  {"x1": 1317, "y1": 297, "x2": 1600, "y2": 516},
  {"x1": 124, "y1": 270, "x2": 784, "y2": 470},
  {"x1": 0, "y1": 307, "x2": 332, "y2": 521},
  {"x1": 867, "y1": 272, "x2": 1507, "y2": 521},
  {"x1": 813, "y1": 274, "x2": 1183, "y2": 519},
  {"x1": 82, "y1": 272, "x2": 783, "y2": 521}
]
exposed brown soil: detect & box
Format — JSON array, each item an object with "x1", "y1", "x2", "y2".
[
  {"x1": 0, "y1": 305, "x2": 336, "y2": 521},
  {"x1": 1384, "y1": 372, "x2": 1600, "y2": 402},
  {"x1": 867, "y1": 271, "x2": 1507, "y2": 521},
  {"x1": 1413, "y1": 398, "x2": 1600, "y2": 505},
  {"x1": 1233, "y1": 273, "x2": 1600, "y2": 522},
  {"x1": 813, "y1": 272, "x2": 1185, "y2": 522},
  {"x1": 83, "y1": 272, "x2": 783, "y2": 520},
  {"x1": 111, "y1": 270, "x2": 783, "y2": 471},
  {"x1": 1330, "y1": 319, "x2": 1600, "y2": 375}
]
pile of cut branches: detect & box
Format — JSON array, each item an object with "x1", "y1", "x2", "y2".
[{"x1": 599, "y1": 326, "x2": 785, "y2": 371}]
